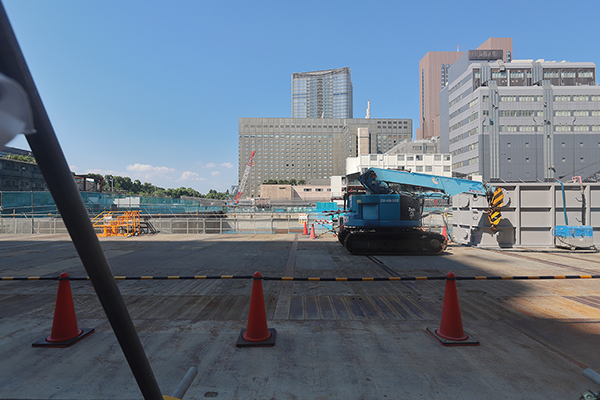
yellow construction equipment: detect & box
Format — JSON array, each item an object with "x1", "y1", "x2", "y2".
[{"x1": 92, "y1": 211, "x2": 141, "y2": 237}]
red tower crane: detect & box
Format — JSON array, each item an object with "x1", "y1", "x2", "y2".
[{"x1": 233, "y1": 151, "x2": 256, "y2": 204}]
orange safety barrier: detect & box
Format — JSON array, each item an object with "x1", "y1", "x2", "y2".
[{"x1": 92, "y1": 211, "x2": 142, "y2": 237}]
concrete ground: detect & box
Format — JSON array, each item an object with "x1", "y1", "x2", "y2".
[{"x1": 0, "y1": 233, "x2": 599, "y2": 399}]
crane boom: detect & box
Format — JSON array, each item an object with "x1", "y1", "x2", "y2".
[
  {"x1": 233, "y1": 151, "x2": 255, "y2": 203},
  {"x1": 360, "y1": 168, "x2": 492, "y2": 197}
]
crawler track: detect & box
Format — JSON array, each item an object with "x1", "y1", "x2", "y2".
[{"x1": 343, "y1": 229, "x2": 447, "y2": 255}]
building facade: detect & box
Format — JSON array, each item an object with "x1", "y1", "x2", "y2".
[
  {"x1": 440, "y1": 55, "x2": 600, "y2": 182},
  {"x1": 259, "y1": 183, "x2": 332, "y2": 202},
  {"x1": 346, "y1": 153, "x2": 452, "y2": 177},
  {"x1": 0, "y1": 158, "x2": 46, "y2": 192},
  {"x1": 238, "y1": 117, "x2": 412, "y2": 197},
  {"x1": 292, "y1": 68, "x2": 353, "y2": 118},
  {"x1": 418, "y1": 38, "x2": 512, "y2": 140}
]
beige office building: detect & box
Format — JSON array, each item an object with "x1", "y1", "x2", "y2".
[
  {"x1": 417, "y1": 38, "x2": 512, "y2": 140},
  {"x1": 238, "y1": 117, "x2": 412, "y2": 198}
]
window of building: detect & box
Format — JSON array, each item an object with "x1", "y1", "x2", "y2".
[
  {"x1": 519, "y1": 110, "x2": 535, "y2": 117},
  {"x1": 416, "y1": 155, "x2": 423, "y2": 161},
  {"x1": 507, "y1": 158, "x2": 512, "y2": 163},
  {"x1": 407, "y1": 156, "x2": 414, "y2": 161},
  {"x1": 510, "y1": 71, "x2": 523, "y2": 79},
  {"x1": 425, "y1": 166, "x2": 433, "y2": 172},
  {"x1": 573, "y1": 95, "x2": 588, "y2": 101},
  {"x1": 562, "y1": 158, "x2": 566, "y2": 163},
  {"x1": 574, "y1": 110, "x2": 589, "y2": 117},
  {"x1": 555, "y1": 110, "x2": 571, "y2": 117},
  {"x1": 444, "y1": 166, "x2": 451, "y2": 172},
  {"x1": 574, "y1": 125, "x2": 589, "y2": 131},
  {"x1": 315, "y1": 188, "x2": 323, "y2": 192},
  {"x1": 520, "y1": 95, "x2": 534, "y2": 102},
  {"x1": 555, "y1": 95, "x2": 571, "y2": 101},
  {"x1": 416, "y1": 166, "x2": 423, "y2": 172},
  {"x1": 397, "y1": 155, "x2": 404, "y2": 161},
  {"x1": 525, "y1": 158, "x2": 530, "y2": 163},
  {"x1": 580, "y1": 157, "x2": 585, "y2": 163},
  {"x1": 501, "y1": 95, "x2": 516, "y2": 102},
  {"x1": 434, "y1": 154, "x2": 442, "y2": 161}
]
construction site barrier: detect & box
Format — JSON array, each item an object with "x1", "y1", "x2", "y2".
[{"x1": 3, "y1": 274, "x2": 600, "y2": 281}]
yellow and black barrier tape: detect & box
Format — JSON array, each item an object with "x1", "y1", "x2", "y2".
[{"x1": 3, "y1": 274, "x2": 600, "y2": 281}]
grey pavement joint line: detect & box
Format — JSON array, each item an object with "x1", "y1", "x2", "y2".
[{"x1": 273, "y1": 235, "x2": 298, "y2": 319}]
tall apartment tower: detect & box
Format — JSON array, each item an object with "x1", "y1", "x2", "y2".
[
  {"x1": 417, "y1": 38, "x2": 512, "y2": 140},
  {"x1": 292, "y1": 67, "x2": 353, "y2": 118}
]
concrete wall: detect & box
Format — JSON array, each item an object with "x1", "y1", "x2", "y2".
[{"x1": 452, "y1": 181, "x2": 600, "y2": 248}]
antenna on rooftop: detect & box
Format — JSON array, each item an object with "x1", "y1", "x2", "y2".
[{"x1": 366, "y1": 100, "x2": 371, "y2": 119}]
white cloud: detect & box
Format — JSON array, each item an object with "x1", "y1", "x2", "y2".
[
  {"x1": 205, "y1": 162, "x2": 217, "y2": 168},
  {"x1": 210, "y1": 171, "x2": 221, "y2": 176},
  {"x1": 126, "y1": 163, "x2": 176, "y2": 179},
  {"x1": 85, "y1": 168, "x2": 122, "y2": 176},
  {"x1": 219, "y1": 162, "x2": 233, "y2": 168},
  {"x1": 179, "y1": 171, "x2": 206, "y2": 181}
]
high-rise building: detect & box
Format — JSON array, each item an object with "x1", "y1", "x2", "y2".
[
  {"x1": 440, "y1": 53, "x2": 600, "y2": 182},
  {"x1": 418, "y1": 38, "x2": 512, "y2": 140},
  {"x1": 238, "y1": 117, "x2": 411, "y2": 197},
  {"x1": 292, "y1": 68, "x2": 353, "y2": 118}
]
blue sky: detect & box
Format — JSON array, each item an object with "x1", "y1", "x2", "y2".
[{"x1": 3, "y1": 0, "x2": 600, "y2": 194}]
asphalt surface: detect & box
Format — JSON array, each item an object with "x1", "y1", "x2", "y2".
[{"x1": 1, "y1": 233, "x2": 599, "y2": 399}]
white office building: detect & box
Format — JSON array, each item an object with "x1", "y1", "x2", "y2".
[{"x1": 440, "y1": 51, "x2": 600, "y2": 182}]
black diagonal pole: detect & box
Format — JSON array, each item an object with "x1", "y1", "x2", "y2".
[{"x1": 0, "y1": 3, "x2": 163, "y2": 399}]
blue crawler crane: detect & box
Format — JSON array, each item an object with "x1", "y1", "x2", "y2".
[{"x1": 338, "y1": 168, "x2": 502, "y2": 255}]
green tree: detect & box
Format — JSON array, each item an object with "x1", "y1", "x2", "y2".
[{"x1": 2, "y1": 153, "x2": 35, "y2": 163}]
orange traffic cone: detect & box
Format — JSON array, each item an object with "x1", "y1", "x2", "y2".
[
  {"x1": 310, "y1": 224, "x2": 316, "y2": 239},
  {"x1": 33, "y1": 272, "x2": 94, "y2": 347},
  {"x1": 236, "y1": 272, "x2": 276, "y2": 347},
  {"x1": 442, "y1": 225, "x2": 448, "y2": 240},
  {"x1": 302, "y1": 222, "x2": 308, "y2": 235},
  {"x1": 426, "y1": 272, "x2": 478, "y2": 346}
]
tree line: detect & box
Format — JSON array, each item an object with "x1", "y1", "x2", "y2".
[
  {"x1": 2, "y1": 153, "x2": 229, "y2": 199},
  {"x1": 84, "y1": 173, "x2": 229, "y2": 200}
]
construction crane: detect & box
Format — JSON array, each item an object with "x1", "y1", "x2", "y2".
[
  {"x1": 338, "y1": 168, "x2": 502, "y2": 255},
  {"x1": 233, "y1": 151, "x2": 256, "y2": 204}
]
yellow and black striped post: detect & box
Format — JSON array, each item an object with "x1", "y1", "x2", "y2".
[{"x1": 488, "y1": 187, "x2": 503, "y2": 231}]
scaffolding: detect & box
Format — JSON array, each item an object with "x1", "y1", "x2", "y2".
[{"x1": 92, "y1": 211, "x2": 141, "y2": 237}]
